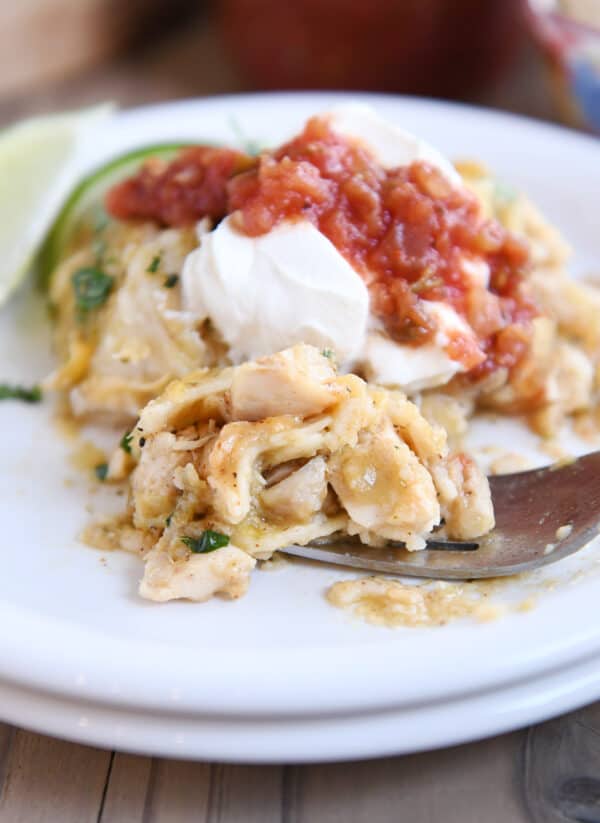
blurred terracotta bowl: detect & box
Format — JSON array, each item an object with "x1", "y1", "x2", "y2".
[
  {"x1": 527, "y1": 0, "x2": 600, "y2": 132},
  {"x1": 219, "y1": 0, "x2": 525, "y2": 98}
]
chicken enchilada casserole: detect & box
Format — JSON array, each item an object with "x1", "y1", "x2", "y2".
[{"x1": 37, "y1": 104, "x2": 599, "y2": 604}]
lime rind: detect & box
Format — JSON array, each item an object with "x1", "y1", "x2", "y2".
[
  {"x1": 38, "y1": 143, "x2": 192, "y2": 289},
  {"x1": 0, "y1": 104, "x2": 116, "y2": 306}
]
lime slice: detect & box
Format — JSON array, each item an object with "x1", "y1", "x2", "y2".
[
  {"x1": 0, "y1": 104, "x2": 115, "y2": 306},
  {"x1": 39, "y1": 142, "x2": 191, "y2": 288}
]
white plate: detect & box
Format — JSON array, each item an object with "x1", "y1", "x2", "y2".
[{"x1": 1, "y1": 93, "x2": 600, "y2": 763}]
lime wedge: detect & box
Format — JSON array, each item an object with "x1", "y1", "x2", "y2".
[
  {"x1": 0, "y1": 104, "x2": 115, "y2": 306},
  {"x1": 39, "y1": 143, "x2": 191, "y2": 288}
]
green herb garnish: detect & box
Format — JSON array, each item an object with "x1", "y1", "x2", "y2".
[
  {"x1": 120, "y1": 431, "x2": 133, "y2": 454},
  {"x1": 321, "y1": 348, "x2": 335, "y2": 360},
  {"x1": 72, "y1": 267, "x2": 114, "y2": 311},
  {"x1": 147, "y1": 255, "x2": 161, "y2": 273},
  {"x1": 165, "y1": 514, "x2": 173, "y2": 528},
  {"x1": 181, "y1": 530, "x2": 230, "y2": 554},
  {"x1": 164, "y1": 274, "x2": 179, "y2": 288},
  {"x1": 95, "y1": 463, "x2": 108, "y2": 481},
  {"x1": 0, "y1": 383, "x2": 42, "y2": 403}
]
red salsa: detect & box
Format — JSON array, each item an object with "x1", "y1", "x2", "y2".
[
  {"x1": 106, "y1": 117, "x2": 537, "y2": 376},
  {"x1": 105, "y1": 147, "x2": 254, "y2": 227}
]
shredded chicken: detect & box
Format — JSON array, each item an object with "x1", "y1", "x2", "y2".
[
  {"x1": 111, "y1": 344, "x2": 494, "y2": 603},
  {"x1": 329, "y1": 422, "x2": 441, "y2": 550},
  {"x1": 260, "y1": 457, "x2": 328, "y2": 523},
  {"x1": 230, "y1": 345, "x2": 338, "y2": 420},
  {"x1": 46, "y1": 224, "x2": 203, "y2": 421},
  {"x1": 455, "y1": 163, "x2": 599, "y2": 436},
  {"x1": 139, "y1": 544, "x2": 256, "y2": 602}
]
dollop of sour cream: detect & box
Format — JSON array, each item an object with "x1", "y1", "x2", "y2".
[
  {"x1": 363, "y1": 302, "x2": 483, "y2": 393},
  {"x1": 182, "y1": 216, "x2": 369, "y2": 364},
  {"x1": 328, "y1": 104, "x2": 462, "y2": 186},
  {"x1": 182, "y1": 105, "x2": 475, "y2": 390}
]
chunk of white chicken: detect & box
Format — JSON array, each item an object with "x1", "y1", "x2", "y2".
[
  {"x1": 230, "y1": 344, "x2": 338, "y2": 421},
  {"x1": 386, "y1": 390, "x2": 448, "y2": 465},
  {"x1": 135, "y1": 368, "x2": 233, "y2": 441},
  {"x1": 207, "y1": 416, "x2": 331, "y2": 524},
  {"x1": 140, "y1": 544, "x2": 256, "y2": 602},
  {"x1": 528, "y1": 339, "x2": 595, "y2": 438},
  {"x1": 130, "y1": 432, "x2": 188, "y2": 529},
  {"x1": 552, "y1": 341, "x2": 594, "y2": 413},
  {"x1": 529, "y1": 271, "x2": 600, "y2": 354},
  {"x1": 431, "y1": 454, "x2": 495, "y2": 540},
  {"x1": 328, "y1": 420, "x2": 441, "y2": 550},
  {"x1": 260, "y1": 457, "x2": 328, "y2": 523}
]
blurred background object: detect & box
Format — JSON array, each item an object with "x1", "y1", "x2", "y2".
[
  {"x1": 0, "y1": 0, "x2": 597, "y2": 135},
  {"x1": 527, "y1": 0, "x2": 600, "y2": 132},
  {"x1": 0, "y1": 0, "x2": 195, "y2": 98},
  {"x1": 219, "y1": 0, "x2": 526, "y2": 97}
]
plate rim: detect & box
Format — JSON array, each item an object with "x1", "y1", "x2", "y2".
[
  {"x1": 2, "y1": 91, "x2": 600, "y2": 755},
  {"x1": 2, "y1": 640, "x2": 600, "y2": 762}
]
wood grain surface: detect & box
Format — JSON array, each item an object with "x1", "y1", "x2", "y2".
[
  {"x1": 0, "y1": 9, "x2": 589, "y2": 822},
  {"x1": 2, "y1": 712, "x2": 598, "y2": 821}
]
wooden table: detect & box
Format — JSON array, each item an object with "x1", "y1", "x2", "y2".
[
  {"x1": 0, "y1": 11, "x2": 595, "y2": 821},
  {"x1": 1, "y1": 709, "x2": 599, "y2": 821}
]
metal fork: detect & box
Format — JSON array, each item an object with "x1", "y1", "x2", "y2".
[{"x1": 281, "y1": 451, "x2": 600, "y2": 580}]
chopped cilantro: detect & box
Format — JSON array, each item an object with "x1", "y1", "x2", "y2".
[
  {"x1": 147, "y1": 254, "x2": 161, "y2": 273},
  {"x1": 120, "y1": 431, "x2": 133, "y2": 454},
  {"x1": 95, "y1": 463, "x2": 108, "y2": 481},
  {"x1": 321, "y1": 348, "x2": 335, "y2": 360},
  {"x1": 164, "y1": 274, "x2": 179, "y2": 288},
  {"x1": 72, "y1": 268, "x2": 113, "y2": 311},
  {"x1": 181, "y1": 530, "x2": 230, "y2": 554},
  {"x1": 0, "y1": 383, "x2": 42, "y2": 403}
]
